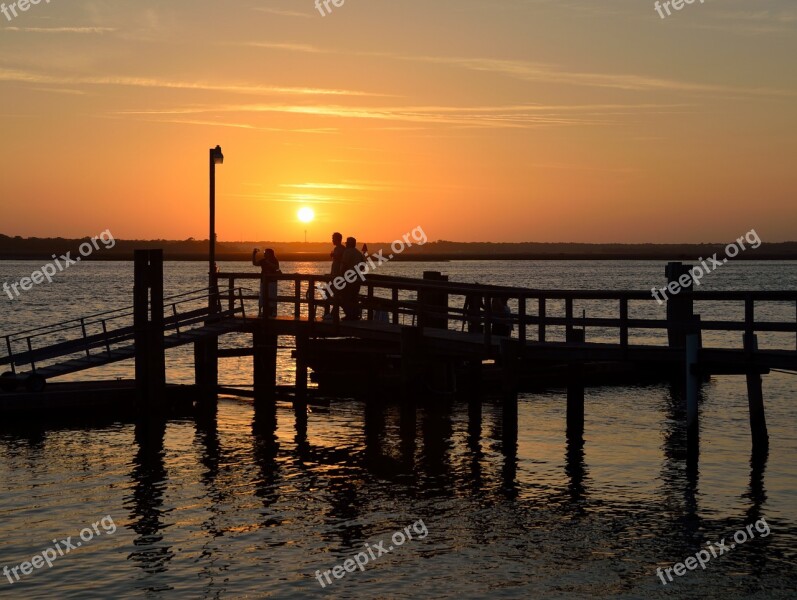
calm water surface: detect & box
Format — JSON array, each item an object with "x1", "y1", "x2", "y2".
[{"x1": 0, "y1": 261, "x2": 796, "y2": 598}]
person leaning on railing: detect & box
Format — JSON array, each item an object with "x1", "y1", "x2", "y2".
[{"x1": 252, "y1": 248, "x2": 281, "y2": 317}]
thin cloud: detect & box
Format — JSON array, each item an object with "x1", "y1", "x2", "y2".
[
  {"x1": 253, "y1": 7, "x2": 314, "y2": 19},
  {"x1": 0, "y1": 68, "x2": 383, "y2": 98},
  {"x1": 134, "y1": 117, "x2": 338, "y2": 134},
  {"x1": 240, "y1": 41, "x2": 323, "y2": 53},
  {"x1": 227, "y1": 41, "x2": 797, "y2": 98},
  {"x1": 229, "y1": 192, "x2": 360, "y2": 205},
  {"x1": 30, "y1": 87, "x2": 87, "y2": 95},
  {"x1": 281, "y1": 182, "x2": 393, "y2": 191},
  {"x1": 685, "y1": 8, "x2": 797, "y2": 36},
  {"x1": 258, "y1": 42, "x2": 796, "y2": 98},
  {"x1": 385, "y1": 53, "x2": 797, "y2": 97},
  {"x1": 530, "y1": 162, "x2": 637, "y2": 174},
  {"x1": 115, "y1": 101, "x2": 678, "y2": 129},
  {"x1": 4, "y1": 27, "x2": 116, "y2": 33}
]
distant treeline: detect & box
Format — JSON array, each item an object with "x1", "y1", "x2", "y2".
[{"x1": 1, "y1": 235, "x2": 797, "y2": 261}]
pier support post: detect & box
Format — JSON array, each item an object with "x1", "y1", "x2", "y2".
[
  {"x1": 399, "y1": 326, "x2": 421, "y2": 450},
  {"x1": 744, "y1": 333, "x2": 769, "y2": 451},
  {"x1": 194, "y1": 339, "x2": 218, "y2": 410},
  {"x1": 194, "y1": 256, "x2": 220, "y2": 410},
  {"x1": 665, "y1": 262, "x2": 694, "y2": 348},
  {"x1": 566, "y1": 328, "x2": 585, "y2": 435},
  {"x1": 500, "y1": 339, "x2": 520, "y2": 447},
  {"x1": 134, "y1": 249, "x2": 165, "y2": 413},
  {"x1": 253, "y1": 326, "x2": 278, "y2": 423},
  {"x1": 684, "y1": 315, "x2": 702, "y2": 463},
  {"x1": 400, "y1": 326, "x2": 423, "y2": 397},
  {"x1": 685, "y1": 331, "x2": 700, "y2": 452},
  {"x1": 294, "y1": 334, "x2": 309, "y2": 434},
  {"x1": 466, "y1": 359, "x2": 483, "y2": 442},
  {"x1": 418, "y1": 271, "x2": 449, "y2": 330}
]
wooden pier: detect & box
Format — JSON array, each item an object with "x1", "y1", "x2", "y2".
[{"x1": 2, "y1": 251, "x2": 796, "y2": 461}]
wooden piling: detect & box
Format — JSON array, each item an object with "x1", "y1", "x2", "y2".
[
  {"x1": 400, "y1": 326, "x2": 422, "y2": 396},
  {"x1": 466, "y1": 359, "x2": 483, "y2": 442},
  {"x1": 194, "y1": 339, "x2": 218, "y2": 409},
  {"x1": 683, "y1": 315, "x2": 702, "y2": 462},
  {"x1": 294, "y1": 333, "x2": 309, "y2": 433},
  {"x1": 665, "y1": 262, "x2": 694, "y2": 348},
  {"x1": 294, "y1": 334, "x2": 308, "y2": 401},
  {"x1": 196, "y1": 255, "x2": 220, "y2": 409},
  {"x1": 566, "y1": 328, "x2": 585, "y2": 435},
  {"x1": 253, "y1": 326, "x2": 278, "y2": 416},
  {"x1": 399, "y1": 326, "x2": 421, "y2": 447},
  {"x1": 418, "y1": 271, "x2": 449, "y2": 329},
  {"x1": 500, "y1": 339, "x2": 520, "y2": 445},
  {"x1": 744, "y1": 333, "x2": 769, "y2": 450},
  {"x1": 133, "y1": 250, "x2": 165, "y2": 412},
  {"x1": 685, "y1": 333, "x2": 700, "y2": 436}
]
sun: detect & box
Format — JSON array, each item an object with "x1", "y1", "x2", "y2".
[{"x1": 297, "y1": 207, "x2": 315, "y2": 223}]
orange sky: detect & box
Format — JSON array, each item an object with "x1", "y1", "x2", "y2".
[{"x1": 1, "y1": 1, "x2": 796, "y2": 243}]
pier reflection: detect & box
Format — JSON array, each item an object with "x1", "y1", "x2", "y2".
[
  {"x1": 500, "y1": 405, "x2": 519, "y2": 500},
  {"x1": 743, "y1": 446, "x2": 771, "y2": 581},
  {"x1": 420, "y1": 400, "x2": 454, "y2": 491},
  {"x1": 564, "y1": 427, "x2": 587, "y2": 511},
  {"x1": 654, "y1": 383, "x2": 703, "y2": 563},
  {"x1": 126, "y1": 418, "x2": 173, "y2": 579},
  {"x1": 252, "y1": 407, "x2": 281, "y2": 529}
]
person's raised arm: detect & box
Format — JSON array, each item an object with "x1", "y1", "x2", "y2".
[{"x1": 252, "y1": 248, "x2": 260, "y2": 266}]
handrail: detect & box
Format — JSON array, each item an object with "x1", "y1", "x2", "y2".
[
  {"x1": 2, "y1": 286, "x2": 254, "y2": 342},
  {"x1": 214, "y1": 271, "x2": 797, "y2": 352},
  {"x1": 215, "y1": 272, "x2": 797, "y2": 301},
  {"x1": 0, "y1": 287, "x2": 252, "y2": 371}
]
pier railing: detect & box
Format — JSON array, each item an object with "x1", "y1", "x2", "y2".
[
  {"x1": 213, "y1": 272, "x2": 797, "y2": 352},
  {"x1": 1, "y1": 286, "x2": 250, "y2": 375}
]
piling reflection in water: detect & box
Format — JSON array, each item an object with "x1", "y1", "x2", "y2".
[
  {"x1": 127, "y1": 418, "x2": 172, "y2": 576},
  {"x1": 564, "y1": 426, "x2": 587, "y2": 511}
]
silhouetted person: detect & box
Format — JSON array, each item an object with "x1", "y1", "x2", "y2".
[
  {"x1": 491, "y1": 297, "x2": 513, "y2": 336},
  {"x1": 253, "y1": 248, "x2": 280, "y2": 317},
  {"x1": 464, "y1": 293, "x2": 484, "y2": 333},
  {"x1": 323, "y1": 232, "x2": 345, "y2": 320},
  {"x1": 341, "y1": 236, "x2": 365, "y2": 321},
  {"x1": 330, "y1": 232, "x2": 345, "y2": 277}
]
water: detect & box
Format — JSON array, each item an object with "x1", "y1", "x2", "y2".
[{"x1": 1, "y1": 260, "x2": 796, "y2": 598}]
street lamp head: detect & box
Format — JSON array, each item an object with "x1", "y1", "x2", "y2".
[{"x1": 211, "y1": 145, "x2": 224, "y2": 165}]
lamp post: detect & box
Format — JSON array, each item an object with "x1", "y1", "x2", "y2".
[{"x1": 209, "y1": 145, "x2": 224, "y2": 312}]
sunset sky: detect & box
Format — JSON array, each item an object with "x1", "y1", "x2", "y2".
[{"x1": 1, "y1": 0, "x2": 795, "y2": 243}]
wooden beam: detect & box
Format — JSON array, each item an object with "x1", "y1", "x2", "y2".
[{"x1": 744, "y1": 333, "x2": 769, "y2": 451}]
